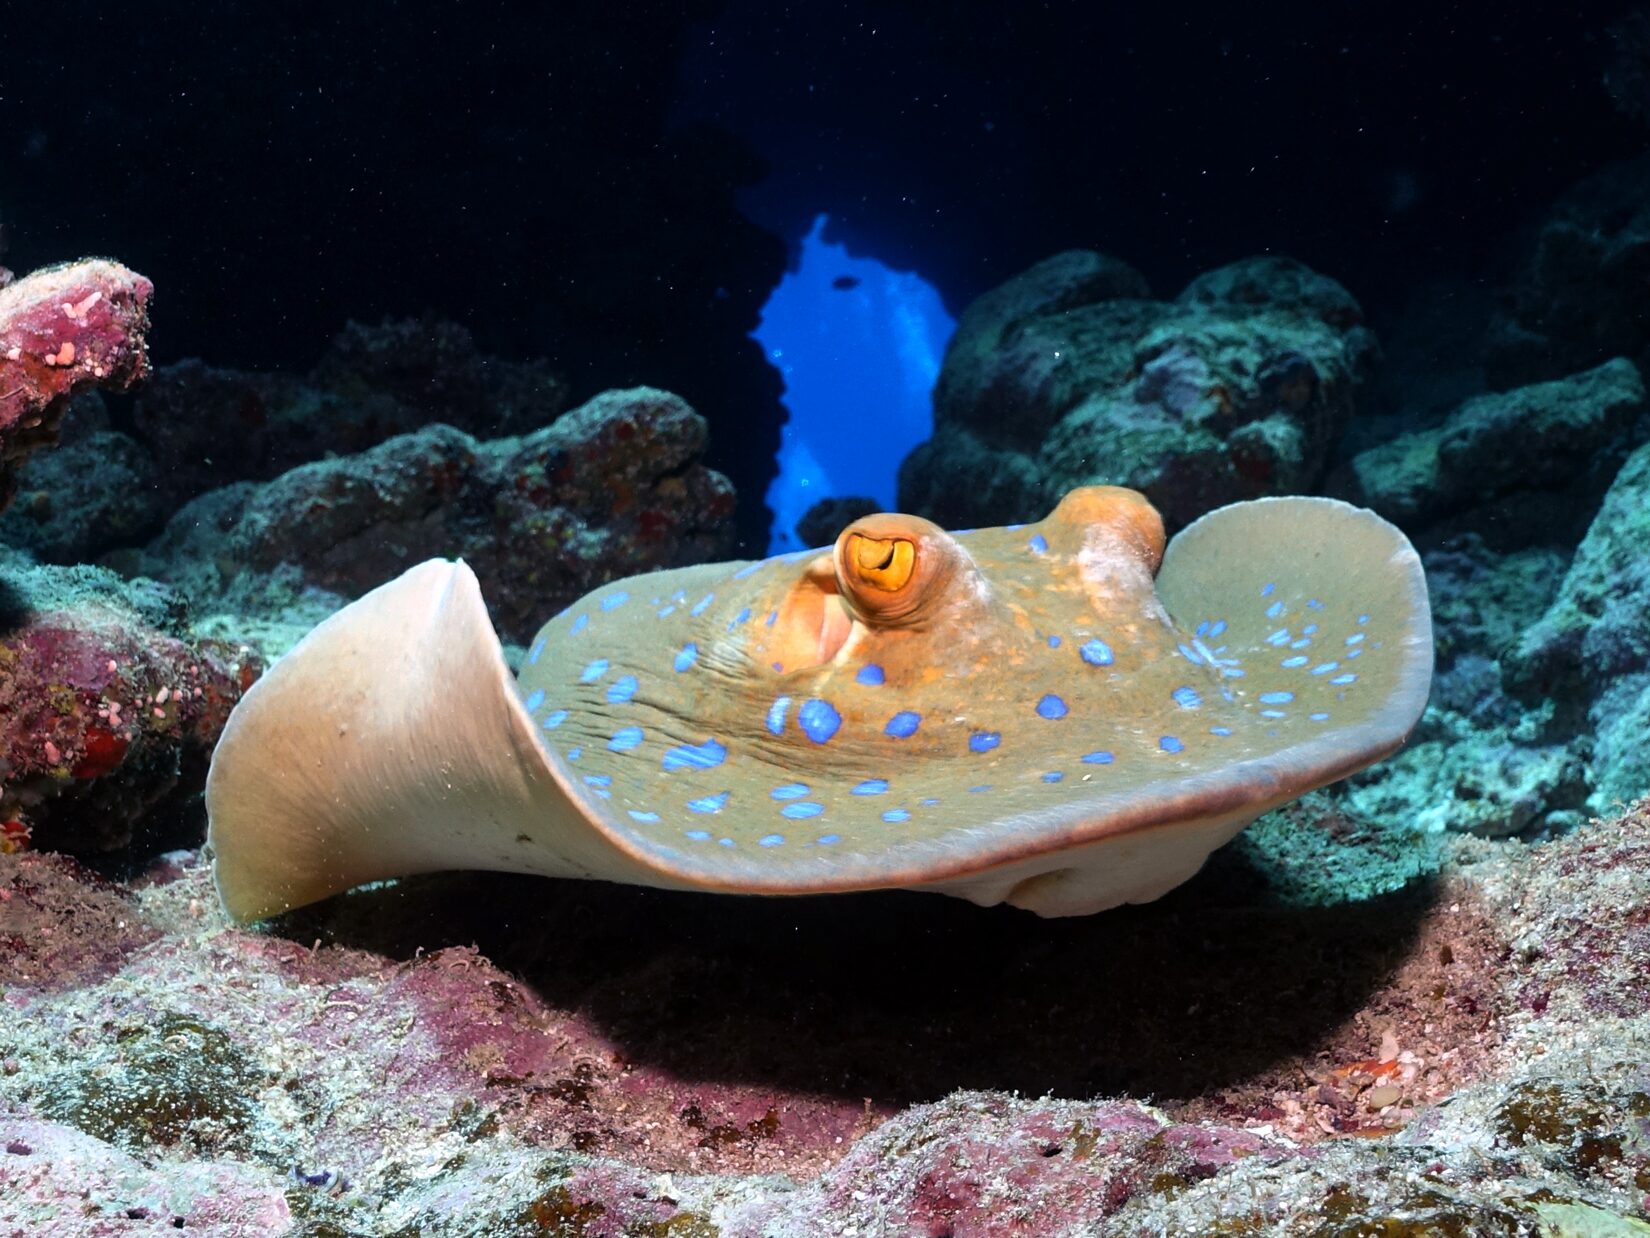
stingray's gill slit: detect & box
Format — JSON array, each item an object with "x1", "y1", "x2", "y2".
[{"x1": 205, "y1": 484, "x2": 1433, "y2": 924}]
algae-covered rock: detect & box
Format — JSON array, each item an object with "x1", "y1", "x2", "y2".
[
  {"x1": 1517, "y1": 439, "x2": 1650, "y2": 810},
  {"x1": 901, "y1": 252, "x2": 1376, "y2": 531},
  {"x1": 132, "y1": 386, "x2": 737, "y2": 646},
  {"x1": 1346, "y1": 357, "x2": 1646, "y2": 526}
]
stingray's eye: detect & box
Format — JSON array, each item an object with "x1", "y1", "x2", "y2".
[{"x1": 845, "y1": 533, "x2": 916, "y2": 593}]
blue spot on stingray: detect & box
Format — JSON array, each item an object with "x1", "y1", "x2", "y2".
[
  {"x1": 781, "y1": 802, "x2": 824, "y2": 820},
  {"x1": 1307, "y1": 598, "x2": 1325, "y2": 610},
  {"x1": 1178, "y1": 643, "x2": 1203, "y2": 665},
  {"x1": 524, "y1": 688, "x2": 546, "y2": 712},
  {"x1": 1081, "y1": 750, "x2": 1115, "y2": 764},
  {"x1": 608, "y1": 726, "x2": 644, "y2": 752},
  {"x1": 630, "y1": 811, "x2": 661, "y2": 823},
  {"x1": 1210, "y1": 726, "x2": 1233, "y2": 736},
  {"x1": 687, "y1": 792, "x2": 729, "y2": 814},
  {"x1": 853, "y1": 779, "x2": 889, "y2": 796},
  {"x1": 885, "y1": 711, "x2": 921, "y2": 738},
  {"x1": 766, "y1": 696, "x2": 791, "y2": 736},
  {"x1": 1042, "y1": 771, "x2": 1064, "y2": 783},
  {"x1": 566, "y1": 746, "x2": 583, "y2": 762},
  {"x1": 1266, "y1": 629, "x2": 1291, "y2": 646},
  {"x1": 1281, "y1": 655, "x2": 1310, "y2": 668},
  {"x1": 1266, "y1": 601, "x2": 1286, "y2": 619},
  {"x1": 1036, "y1": 694, "x2": 1069, "y2": 720},
  {"x1": 1261, "y1": 582, "x2": 1276, "y2": 597},
  {"x1": 606, "y1": 675, "x2": 638, "y2": 704},
  {"x1": 571, "y1": 613, "x2": 589, "y2": 635},
  {"x1": 690, "y1": 593, "x2": 715, "y2": 617},
  {"x1": 968, "y1": 784, "x2": 993, "y2": 794},
  {"x1": 1222, "y1": 667, "x2": 1247, "y2": 679},
  {"x1": 771, "y1": 783, "x2": 810, "y2": 800},
  {"x1": 579, "y1": 659, "x2": 609, "y2": 684},
  {"x1": 1303, "y1": 623, "x2": 1319, "y2": 635},
  {"x1": 1029, "y1": 533, "x2": 1049, "y2": 554},
  {"x1": 1196, "y1": 620, "x2": 1210, "y2": 637},
  {"x1": 1357, "y1": 613, "x2": 1370, "y2": 624},
  {"x1": 584, "y1": 774, "x2": 612, "y2": 787},
  {"x1": 882, "y1": 808, "x2": 911, "y2": 822},
  {"x1": 684, "y1": 828, "x2": 711, "y2": 840},
  {"x1": 1346, "y1": 633, "x2": 1365, "y2": 645},
  {"x1": 734, "y1": 562, "x2": 762, "y2": 580},
  {"x1": 543, "y1": 710, "x2": 569, "y2": 730},
  {"x1": 1047, "y1": 634, "x2": 1062, "y2": 648},
  {"x1": 601, "y1": 591, "x2": 629, "y2": 611},
  {"x1": 816, "y1": 834, "x2": 841, "y2": 845},
  {"x1": 969, "y1": 731, "x2": 1002, "y2": 753},
  {"x1": 1310, "y1": 711, "x2": 1331, "y2": 721},
  {"x1": 921, "y1": 797, "x2": 941, "y2": 807},
  {"x1": 856, "y1": 664, "x2": 886, "y2": 686},
  {"x1": 765, "y1": 610, "x2": 778, "y2": 627},
  {"x1": 1330, "y1": 672, "x2": 1358, "y2": 685},
  {"x1": 1172, "y1": 686, "x2": 1202, "y2": 709},
  {"x1": 799, "y1": 699, "x2": 843, "y2": 744},
  {"x1": 1311, "y1": 662, "x2": 1340, "y2": 676},
  {"x1": 1260, "y1": 709, "x2": 1287, "y2": 719},
  {"x1": 657, "y1": 605, "x2": 676, "y2": 618},
  {"x1": 1290, "y1": 638, "x2": 1312, "y2": 650},
  {"x1": 1080, "y1": 639, "x2": 1115, "y2": 666},
  {"x1": 1159, "y1": 735, "x2": 1184, "y2": 754},
  {"x1": 674, "y1": 643, "x2": 698, "y2": 672},
  {"x1": 663, "y1": 739, "x2": 728, "y2": 771},
  {"x1": 718, "y1": 837, "x2": 735, "y2": 847},
  {"x1": 758, "y1": 833, "x2": 786, "y2": 846},
  {"x1": 1346, "y1": 648, "x2": 1364, "y2": 660},
  {"x1": 1259, "y1": 691, "x2": 1294, "y2": 704},
  {"x1": 1210, "y1": 619, "x2": 1228, "y2": 637},
  {"x1": 528, "y1": 638, "x2": 545, "y2": 665},
  {"x1": 730, "y1": 606, "x2": 752, "y2": 629}
]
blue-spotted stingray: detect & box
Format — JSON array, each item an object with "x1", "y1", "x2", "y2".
[{"x1": 205, "y1": 485, "x2": 1432, "y2": 921}]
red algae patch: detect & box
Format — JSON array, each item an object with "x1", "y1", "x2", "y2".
[{"x1": 0, "y1": 851, "x2": 159, "y2": 991}]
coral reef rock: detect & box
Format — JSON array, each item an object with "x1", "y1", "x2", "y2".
[
  {"x1": 132, "y1": 315, "x2": 569, "y2": 515},
  {"x1": 0, "y1": 556, "x2": 258, "y2": 853},
  {"x1": 1339, "y1": 356, "x2": 1647, "y2": 532},
  {"x1": 899, "y1": 251, "x2": 1377, "y2": 531},
  {"x1": 131, "y1": 386, "x2": 737, "y2": 647},
  {"x1": 0, "y1": 259, "x2": 153, "y2": 514},
  {"x1": 1489, "y1": 152, "x2": 1650, "y2": 388}
]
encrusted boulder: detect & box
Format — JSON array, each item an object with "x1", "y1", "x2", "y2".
[
  {"x1": 0, "y1": 556, "x2": 258, "y2": 852},
  {"x1": 0, "y1": 259, "x2": 153, "y2": 514},
  {"x1": 132, "y1": 386, "x2": 737, "y2": 646},
  {"x1": 1515, "y1": 438, "x2": 1650, "y2": 809},
  {"x1": 900, "y1": 252, "x2": 1377, "y2": 531},
  {"x1": 1341, "y1": 357, "x2": 1647, "y2": 529}
]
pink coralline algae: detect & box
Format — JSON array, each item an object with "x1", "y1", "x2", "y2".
[
  {"x1": 0, "y1": 572, "x2": 260, "y2": 853},
  {"x1": 0, "y1": 259, "x2": 154, "y2": 512}
]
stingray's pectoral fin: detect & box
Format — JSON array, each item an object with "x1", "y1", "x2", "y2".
[
  {"x1": 1156, "y1": 496, "x2": 1434, "y2": 772},
  {"x1": 205, "y1": 559, "x2": 635, "y2": 923}
]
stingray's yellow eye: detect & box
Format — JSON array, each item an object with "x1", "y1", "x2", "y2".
[{"x1": 846, "y1": 533, "x2": 915, "y2": 592}]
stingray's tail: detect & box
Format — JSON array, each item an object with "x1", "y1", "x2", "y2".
[{"x1": 206, "y1": 560, "x2": 608, "y2": 922}]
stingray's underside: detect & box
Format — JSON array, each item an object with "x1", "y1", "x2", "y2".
[{"x1": 206, "y1": 489, "x2": 1433, "y2": 921}]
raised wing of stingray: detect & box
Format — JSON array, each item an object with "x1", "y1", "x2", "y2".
[{"x1": 206, "y1": 486, "x2": 1432, "y2": 921}]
